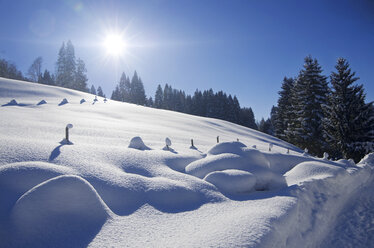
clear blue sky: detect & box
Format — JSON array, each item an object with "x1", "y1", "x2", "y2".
[{"x1": 1, "y1": 0, "x2": 373, "y2": 120}]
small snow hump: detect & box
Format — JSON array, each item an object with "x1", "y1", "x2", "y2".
[
  {"x1": 37, "y1": 100, "x2": 47, "y2": 105},
  {"x1": 128, "y1": 136, "x2": 151, "y2": 150},
  {"x1": 2, "y1": 99, "x2": 18, "y2": 106},
  {"x1": 58, "y1": 98, "x2": 68, "y2": 106},
  {"x1": 208, "y1": 141, "x2": 247, "y2": 156}
]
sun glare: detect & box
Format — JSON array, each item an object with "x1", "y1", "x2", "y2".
[{"x1": 103, "y1": 33, "x2": 126, "y2": 56}]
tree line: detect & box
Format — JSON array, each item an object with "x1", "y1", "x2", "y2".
[
  {"x1": 270, "y1": 56, "x2": 373, "y2": 162},
  {"x1": 110, "y1": 75, "x2": 257, "y2": 129},
  {"x1": 0, "y1": 40, "x2": 105, "y2": 97},
  {"x1": 1, "y1": 42, "x2": 373, "y2": 161}
]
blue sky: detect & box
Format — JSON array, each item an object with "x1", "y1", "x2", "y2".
[{"x1": 0, "y1": 0, "x2": 373, "y2": 119}]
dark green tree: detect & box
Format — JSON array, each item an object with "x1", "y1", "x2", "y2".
[{"x1": 324, "y1": 58, "x2": 374, "y2": 161}]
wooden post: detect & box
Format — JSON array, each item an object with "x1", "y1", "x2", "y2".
[
  {"x1": 65, "y1": 124, "x2": 73, "y2": 143},
  {"x1": 65, "y1": 126, "x2": 69, "y2": 142},
  {"x1": 217, "y1": 136, "x2": 219, "y2": 143},
  {"x1": 237, "y1": 138, "x2": 239, "y2": 142},
  {"x1": 191, "y1": 139, "x2": 194, "y2": 147}
]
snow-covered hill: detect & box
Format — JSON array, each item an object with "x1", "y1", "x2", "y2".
[{"x1": 0, "y1": 77, "x2": 373, "y2": 248}]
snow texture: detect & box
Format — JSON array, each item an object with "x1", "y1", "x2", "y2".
[{"x1": 0, "y1": 77, "x2": 373, "y2": 247}]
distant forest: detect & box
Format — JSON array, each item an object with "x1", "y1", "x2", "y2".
[{"x1": 1, "y1": 41, "x2": 373, "y2": 161}]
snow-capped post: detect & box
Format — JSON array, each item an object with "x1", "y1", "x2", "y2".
[
  {"x1": 65, "y1": 124, "x2": 73, "y2": 142},
  {"x1": 191, "y1": 139, "x2": 194, "y2": 147},
  {"x1": 165, "y1": 137, "x2": 171, "y2": 150},
  {"x1": 217, "y1": 136, "x2": 219, "y2": 143},
  {"x1": 304, "y1": 148, "x2": 308, "y2": 153},
  {"x1": 269, "y1": 143, "x2": 273, "y2": 152},
  {"x1": 323, "y1": 152, "x2": 329, "y2": 160},
  {"x1": 287, "y1": 148, "x2": 290, "y2": 154}
]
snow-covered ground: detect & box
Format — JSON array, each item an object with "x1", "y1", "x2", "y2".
[{"x1": 0, "y1": 77, "x2": 373, "y2": 247}]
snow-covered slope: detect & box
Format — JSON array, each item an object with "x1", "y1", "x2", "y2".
[{"x1": 0, "y1": 77, "x2": 373, "y2": 247}]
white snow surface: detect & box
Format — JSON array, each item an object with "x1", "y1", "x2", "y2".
[{"x1": 0, "y1": 77, "x2": 373, "y2": 247}]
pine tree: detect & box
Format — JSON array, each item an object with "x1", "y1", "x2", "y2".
[
  {"x1": 286, "y1": 56, "x2": 329, "y2": 156},
  {"x1": 75, "y1": 58, "x2": 88, "y2": 92},
  {"x1": 64, "y1": 40, "x2": 76, "y2": 89},
  {"x1": 111, "y1": 85, "x2": 120, "y2": 101},
  {"x1": 90, "y1": 85, "x2": 97, "y2": 95},
  {"x1": 27, "y1": 56, "x2": 43, "y2": 83},
  {"x1": 39, "y1": 70, "x2": 55, "y2": 85},
  {"x1": 97, "y1": 86, "x2": 104, "y2": 97},
  {"x1": 239, "y1": 107, "x2": 257, "y2": 129},
  {"x1": 324, "y1": 58, "x2": 374, "y2": 161},
  {"x1": 130, "y1": 71, "x2": 146, "y2": 105},
  {"x1": 154, "y1": 84, "x2": 164, "y2": 108},
  {"x1": 274, "y1": 77, "x2": 294, "y2": 140}
]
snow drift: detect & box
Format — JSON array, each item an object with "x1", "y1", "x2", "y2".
[{"x1": 0, "y1": 77, "x2": 373, "y2": 247}]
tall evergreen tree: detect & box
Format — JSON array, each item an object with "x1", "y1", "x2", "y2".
[
  {"x1": 286, "y1": 56, "x2": 329, "y2": 156},
  {"x1": 130, "y1": 71, "x2": 146, "y2": 105},
  {"x1": 75, "y1": 58, "x2": 88, "y2": 92},
  {"x1": 154, "y1": 84, "x2": 164, "y2": 108},
  {"x1": 111, "y1": 85, "x2": 121, "y2": 101},
  {"x1": 274, "y1": 77, "x2": 294, "y2": 140},
  {"x1": 55, "y1": 42, "x2": 66, "y2": 87},
  {"x1": 39, "y1": 69, "x2": 55, "y2": 85},
  {"x1": 97, "y1": 86, "x2": 105, "y2": 97},
  {"x1": 324, "y1": 58, "x2": 374, "y2": 161},
  {"x1": 27, "y1": 56, "x2": 43, "y2": 83},
  {"x1": 90, "y1": 85, "x2": 97, "y2": 95}
]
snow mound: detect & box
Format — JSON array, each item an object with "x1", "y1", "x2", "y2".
[
  {"x1": 358, "y1": 152, "x2": 374, "y2": 167},
  {"x1": 37, "y1": 99, "x2": 47, "y2": 105},
  {"x1": 204, "y1": 169, "x2": 256, "y2": 194},
  {"x1": 186, "y1": 142, "x2": 287, "y2": 191},
  {"x1": 285, "y1": 161, "x2": 346, "y2": 186},
  {"x1": 10, "y1": 175, "x2": 110, "y2": 247},
  {"x1": 208, "y1": 141, "x2": 247, "y2": 156},
  {"x1": 2, "y1": 99, "x2": 18, "y2": 106},
  {"x1": 128, "y1": 136, "x2": 151, "y2": 150},
  {"x1": 186, "y1": 153, "x2": 246, "y2": 178},
  {"x1": 59, "y1": 98, "x2": 68, "y2": 105},
  {"x1": 0, "y1": 161, "x2": 75, "y2": 219}
]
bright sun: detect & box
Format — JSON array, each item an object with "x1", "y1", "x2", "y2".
[{"x1": 103, "y1": 33, "x2": 126, "y2": 56}]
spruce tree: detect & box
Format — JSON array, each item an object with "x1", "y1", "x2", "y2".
[
  {"x1": 75, "y1": 58, "x2": 88, "y2": 92},
  {"x1": 55, "y1": 42, "x2": 66, "y2": 87},
  {"x1": 324, "y1": 58, "x2": 374, "y2": 161},
  {"x1": 90, "y1": 85, "x2": 97, "y2": 95},
  {"x1": 154, "y1": 84, "x2": 164, "y2": 108},
  {"x1": 130, "y1": 71, "x2": 146, "y2": 105},
  {"x1": 111, "y1": 85, "x2": 121, "y2": 101},
  {"x1": 274, "y1": 77, "x2": 294, "y2": 140},
  {"x1": 40, "y1": 70, "x2": 55, "y2": 85},
  {"x1": 286, "y1": 56, "x2": 329, "y2": 156},
  {"x1": 97, "y1": 86, "x2": 104, "y2": 97},
  {"x1": 64, "y1": 40, "x2": 77, "y2": 89}
]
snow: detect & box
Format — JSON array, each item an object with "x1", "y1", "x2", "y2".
[
  {"x1": 0, "y1": 77, "x2": 373, "y2": 247},
  {"x1": 204, "y1": 169, "x2": 257, "y2": 194},
  {"x1": 128, "y1": 136, "x2": 151, "y2": 150}
]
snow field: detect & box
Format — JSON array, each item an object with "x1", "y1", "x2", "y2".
[{"x1": 0, "y1": 77, "x2": 373, "y2": 247}]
